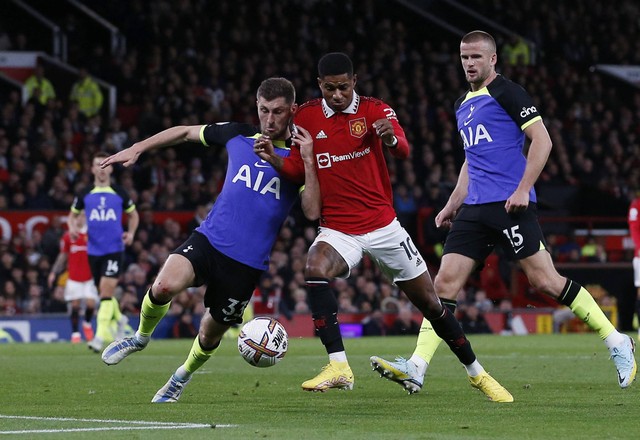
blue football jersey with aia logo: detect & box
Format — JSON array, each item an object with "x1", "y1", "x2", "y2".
[
  {"x1": 455, "y1": 74, "x2": 542, "y2": 205},
  {"x1": 196, "y1": 122, "x2": 299, "y2": 270},
  {"x1": 70, "y1": 185, "x2": 135, "y2": 256}
]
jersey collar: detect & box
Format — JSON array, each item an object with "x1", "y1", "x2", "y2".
[{"x1": 321, "y1": 92, "x2": 360, "y2": 118}]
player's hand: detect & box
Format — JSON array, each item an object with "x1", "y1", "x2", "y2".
[
  {"x1": 372, "y1": 118, "x2": 395, "y2": 145},
  {"x1": 122, "y1": 231, "x2": 135, "y2": 246},
  {"x1": 505, "y1": 189, "x2": 529, "y2": 213},
  {"x1": 100, "y1": 146, "x2": 141, "y2": 168},
  {"x1": 293, "y1": 126, "x2": 313, "y2": 162},
  {"x1": 435, "y1": 206, "x2": 456, "y2": 229},
  {"x1": 47, "y1": 272, "x2": 56, "y2": 289},
  {"x1": 253, "y1": 135, "x2": 276, "y2": 162}
]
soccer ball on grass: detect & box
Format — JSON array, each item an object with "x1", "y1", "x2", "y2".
[{"x1": 238, "y1": 317, "x2": 288, "y2": 367}]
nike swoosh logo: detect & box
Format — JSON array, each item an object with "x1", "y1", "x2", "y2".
[
  {"x1": 254, "y1": 161, "x2": 271, "y2": 168},
  {"x1": 463, "y1": 119, "x2": 473, "y2": 126},
  {"x1": 222, "y1": 316, "x2": 237, "y2": 322},
  {"x1": 618, "y1": 370, "x2": 626, "y2": 385},
  {"x1": 514, "y1": 246, "x2": 524, "y2": 254}
]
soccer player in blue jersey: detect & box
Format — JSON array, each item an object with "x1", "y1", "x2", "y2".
[
  {"x1": 372, "y1": 30, "x2": 636, "y2": 393},
  {"x1": 100, "y1": 77, "x2": 320, "y2": 403},
  {"x1": 68, "y1": 151, "x2": 139, "y2": 353}
]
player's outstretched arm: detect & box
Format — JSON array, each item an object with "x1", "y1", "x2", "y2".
[{"x1": 100, "y1": 125, "x2": 204, "y2": 168}]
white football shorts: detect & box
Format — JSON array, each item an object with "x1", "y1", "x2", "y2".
[
  {"x1": 312, "y1": 218, "x2": 428, "y2": 282},
  {"x1": 64, "y1": 279, "x2": 99, "y2": 302}
]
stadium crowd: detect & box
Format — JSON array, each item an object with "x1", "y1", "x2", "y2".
[{"x1": 0, "y1": 0, "x2": 639, "y2": 330}]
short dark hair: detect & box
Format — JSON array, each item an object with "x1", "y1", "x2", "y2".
[
  {"x1": 461, "y1": 30, "x2": 497, "y2": 52},
  {"x1": 256, "y1": 77, "x2": 295, "y2": 104},
  {"x1": 318, "y1": 52, "x2": 353, "y2": 78}
]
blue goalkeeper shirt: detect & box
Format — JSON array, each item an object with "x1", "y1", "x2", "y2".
[
  {"x1": 70, "y1": 184, "x2": 136, "y2": 256},
  {"x1": 455, "y1": 74, "x2": 542, "y2": 205},
  {"x1": 196, "y1": 123, "x2": 299, "y2": 270}
]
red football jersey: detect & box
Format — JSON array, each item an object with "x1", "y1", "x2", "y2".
[
  {"x1": 629, "y1": 197, "x2": 640, "y2": 257},
  {"x1": 60, "y1": 231, "x2": 93, "y2": 282},
  {"x1": 283, "y1": 94, "x2": 409, "y2": 234}
]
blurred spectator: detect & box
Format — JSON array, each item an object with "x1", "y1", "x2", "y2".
[
  {"x1": 387, "y1": 307, "x2": 420, "y2": 336},
  {"x1": 186, "y1": 202, "x2": 211, "y2": 233},
  {"x1": 473, "y1": 289, "x2": 494, "y2": 313},
  {"x1": 459, "y1": 304, "x2": 493, "y2": 334},
  {"x1": 580, "y1": 235, "x2": 607, "y2": 262},
  {"x1": 291, "y1": 287, "x2": 310, "y2": 314},
  {"x1": 362, "y1": 310, "x2": 386, "y2": 336},
  {"x1": 501, "y1": 34, "x2": 531, "y2": 66},
  {"x1": 119, "y1": 285, "x2": 141, "y2": 315},
  {"x1": 46, "y1": 285, "x2": 68, "y2": 313},
  {"x1": 338, "y1": 291, "x2": 359, "y2": 314},
  {"x1": 172, "y1": 310, "x2": 198, "y2": 338},
  {"x1": 1, "y1": 279, "x2": 21, "y2": 315},
  {"x1": 556, "y1": 232, "x2": 582, "y2": 262},
  {"x1": 479, "y1": 253, "x2": 510, "y2": 301},
  {"x1": 254, "y1": 274, "x2": 280, "y2": 315},
  {"x1": 394, "y1": 183, "x2": 417, "y2": 238},
  {"x1": 553, "y1": 306, "x2": 574, "y2": 333},
  {"x1": 69, "y1": 67, "x2": 104, "y2": 118},
  {"x1": 24, "y1": 64, "x2": 56, "y2": 106},
  {"x1": 498, "y1": 298, "x2": 514, "y2": 335}
]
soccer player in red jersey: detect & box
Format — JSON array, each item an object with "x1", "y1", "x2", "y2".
[
  {"x1": 48, "y1": 214, "x2": 98, "y2": 343},
  {"x1": 255, "y1": 52, "x2": 512, "y2": 401}
]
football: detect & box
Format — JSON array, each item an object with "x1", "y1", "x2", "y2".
[{"x1": 238, "y1": 317, "x2": 288, "y2": 368}]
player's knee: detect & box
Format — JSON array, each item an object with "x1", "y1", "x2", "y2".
[
  {"x1": 151, "y1": 277, "x2": 182, "y2": 300},
  {"x1": 433, "y1": 275, "x2": 456, "y2": 299},
  {"x1": 304, "y1": 262, "x2": 331, "y2": 279}
]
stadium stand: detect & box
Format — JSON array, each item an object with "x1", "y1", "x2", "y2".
[{"x1": 0, "y1": 1, "x2": 638, "y2": 332}]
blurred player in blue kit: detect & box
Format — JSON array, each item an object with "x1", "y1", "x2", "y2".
[
  {"x1": 101, "y1": 77, "x2": 321, "y2": 402},
  {"x1": 68, "y1": 152, "x2": 138, "y2": 352}
]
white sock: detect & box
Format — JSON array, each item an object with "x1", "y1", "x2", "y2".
[
  {"x1": 604, "y1": 330, "x2": 625, "y2": 350},
  {"x1": 409, "y1": 355, "x2": 428, "y2": 378},
  {"x1": 174, "y1": 366, "x2": 191, "y2": 382},
  {"x1": 464, "y1": 360, "x2": 485, "y2": 377},
  {"x1": 329, "y1": 351, "x2": 347, "y2": 363}
]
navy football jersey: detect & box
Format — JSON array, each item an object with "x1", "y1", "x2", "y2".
[
  {"x1": 196, "y1": 123, "x2": 299, "y2": 270},
  {"x1": 70, "y1": 184, "x2": 136, "y2": 256},
  {"x1": 455, "y1": 75, "x2": 542, "y2": 204}
]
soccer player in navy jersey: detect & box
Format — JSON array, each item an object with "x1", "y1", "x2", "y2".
[
  {"x1": 372, "y1": 30, "x2": 636, "y2": 393},
  {"x1": 255, "y1": 52, "x2": 512, "y2": 401},
  {"x1": 100, "y1": 77, "x2": 320, "y2": 403},
  {"x1": 68, "y1": 151, "x2": 139, "y2": 353}
]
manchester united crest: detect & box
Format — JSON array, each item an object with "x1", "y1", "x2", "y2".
[{"x1": 349, "y1": 118, "x2": 367, "y2": 138}]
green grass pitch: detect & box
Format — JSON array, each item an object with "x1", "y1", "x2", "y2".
[{"x1": 0, "y1": 334, "x2": 637, "y2": 439}]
